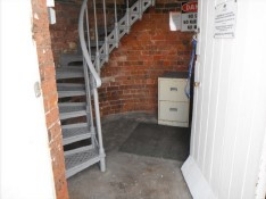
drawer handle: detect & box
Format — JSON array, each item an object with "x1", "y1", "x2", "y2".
[
  {"x1": 169, "y1": 108, "x2": 178, "y2": 112},
  {"x1": 170, "y1": 87, "x2": 178, "y2": 91}
]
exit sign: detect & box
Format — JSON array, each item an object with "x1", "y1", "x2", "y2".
[{"x1": 181, "y1": 1, "x2": 198, "y2": 32}]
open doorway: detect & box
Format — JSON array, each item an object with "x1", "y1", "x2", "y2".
[{"x1": 49, "y1": 0, "x2": 195, "y2": 198}]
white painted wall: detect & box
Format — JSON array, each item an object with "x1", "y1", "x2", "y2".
[
  {"x1": 0, "y1": 1, "x2": 56, "y2": 199},
  {"x1": 182, "y1": 0, "x2": 266, "y2": 198}
]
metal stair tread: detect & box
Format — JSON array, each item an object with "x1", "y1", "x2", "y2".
[
  {"x1": 58, "y1": 91, "x2": 86, "y2": 98},
  {"x1": 59, "y1": 54, "x2": 83, "y2": 66},
  {"x1": 62, "y1": 125, "x2": 92, "y2": 145},
  {"x1": 59, "y1": 104, "x2": 87, "y2": 120},
  {"x1": 60, "y1": 104, "x2": 85, "y2": 113},
  {"x1": 59, "y1": 102, "x2": 86, "y2": 107},
  {"x1": 57, "y1": 84, "x2": 85, "y2": 92},
  {"x1": 62, "y1": 122, "x2": 87, "y2": 129},
  {"x1": 56, "y1": 67, "x2": 84, "y2": 80},
  {"x1": 65, "y1": 148, "x2": 100, "y2": 177},
  {"x1": 57, "y1": 83, "x2": 86, "y2": 98},
  {"x1": 90, "y1": 40, "x2": 116, "y2": 47},
  {"x1": 65, "y1": 148, "x2": 99, "y2": 169},
  {"x1": 90, "y1": 40, "x2": 105, "y2": 47}
]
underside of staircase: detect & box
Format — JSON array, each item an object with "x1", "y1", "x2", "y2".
[{"x1": 56, "y1": 0, "x2": 155, "y2": 178}]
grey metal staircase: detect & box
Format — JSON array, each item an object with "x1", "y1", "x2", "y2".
[{"x1": 56, "y1": 0, "x2": 155, "y2": 178}]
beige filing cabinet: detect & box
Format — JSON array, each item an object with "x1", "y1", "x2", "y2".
[{"x1": 158, "y1": 72, "x2": 189, "y2": 127}]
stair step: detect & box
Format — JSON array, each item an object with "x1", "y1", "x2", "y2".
[
  {"x1": 57, "y1": 83, "x2": 86, "y2": 98},
  {"x1": 90, "y1": 40, "x2": 105, "y2": 47},
  {"x1": 56, "y1": 67, "x2": 84, "y2": 80},
  {"x1": 59, "y1": 102, "x2": 86, "y2": 107},
  {"x1": 90, "y1": 40, "x2": 117, "y2": 47},
  {"x1": 59, "y1": 103, "x2": 87, "y2": 120},
  {"x1": 59, "y1": 54, "x2": 83, "y2": 66},
  {"x1": 65, "y1": 147, "x2": 100, "y2": 178},
  {"x1": 62, "y1": 123, "x2": 92, "y2": 145}
]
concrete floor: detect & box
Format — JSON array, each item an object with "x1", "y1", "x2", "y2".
[{"x1": 67, "y1": 113, "x2": 192, "y2": 199}]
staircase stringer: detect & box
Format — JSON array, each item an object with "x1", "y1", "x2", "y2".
[{"x1": 98, "y1": 0, "x2": 154, "y2": 68}]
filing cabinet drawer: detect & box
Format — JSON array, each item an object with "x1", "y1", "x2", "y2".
[
  {"x1": 158, "y1": 101, "x2": 189, "y2": 127},
  {"x1": 158, "y1": 78, "x2": 188, "y2": 101}
]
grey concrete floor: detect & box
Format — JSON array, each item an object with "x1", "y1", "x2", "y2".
[{"x1": 67, "y1": 113, "x2": 192, "y2": 199}]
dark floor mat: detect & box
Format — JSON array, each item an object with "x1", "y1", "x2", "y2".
[{"x1": 119, "y1": 123, "x2": 190, "y2": 161}]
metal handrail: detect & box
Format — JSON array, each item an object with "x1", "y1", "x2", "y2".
[
  {"x1": 78, "y1": 0, "x2": 101, "y2": 88},
  {"x1": 78, "y1": 0, "x2": 153, "y2": 88}
]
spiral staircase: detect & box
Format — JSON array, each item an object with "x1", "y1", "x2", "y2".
[{"x1": 56, "y1": 0, "x2": 155, "y2": 178}]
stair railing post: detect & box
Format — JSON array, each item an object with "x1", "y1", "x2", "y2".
[
  {"x1": 91, "y1": 78, "x2": 106, "y2": 172},
  {"x1": 125, "y1": 0, "x2": 130, "y2": 33},
  {"x1": 79, "y1": 0, "x2": 101, "y2": 87},
  {"x1": 83, "y1": 58, "x2": 96, "y2": 148},
  {"x1": 114, "y1": 0, "x2": 119, "y2": 48},
  {"x1": 85, "y1": 4, "x2": 92, "y2": 57},
  {"x1": 102, "y1": 0, "x2": 109, "y2": 62},
  {"x1": 83, "y1": 3, "x2": 95, "y2": 141},
  {"x1": 139, "y1": 0, "x2": 142, "y2": 20},
  {"x1": 93, "y1": 0, "x2": 100, "y2": 73}
]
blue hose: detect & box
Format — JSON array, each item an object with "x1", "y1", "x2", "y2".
[{"x1": 185, "y1": 37, "x2": 197, "y2": 99}]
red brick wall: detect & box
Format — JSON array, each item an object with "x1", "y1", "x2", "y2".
[
  {"x1": 49, "y1": 1, "x2": 193, "y2": 118},
  {"x1": 49, "y1": 0, "x2": 191, "y2": 65},
  {"x1": 50, "y1": 1, "x2": 82, "y2": 65},
  {"x1": 49, "y1": 0, "x2": 127, "y2": 65},
  {"x1": 31, "y1": 1, "x2": 69, "y2": 199},
  {"x1": 99, "y1": 8, "x2": 193, "y2": 117}
]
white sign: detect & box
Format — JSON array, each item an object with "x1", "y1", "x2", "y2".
[
  {"x1": 169, "y1": 12, "x2": 181, "y2": 31},
  {"x1": 214, "y1": 0, "x2": 237, "y2": 38},
  {"x1": 181, "y1": 13, "x2": 197, "y2": 32},
  {"x1": 181, "y1": 1, "x2": 198, "y2": 32}
]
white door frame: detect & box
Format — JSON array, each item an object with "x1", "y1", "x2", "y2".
[{"x1": 0, "y1": 1, "x2": 56, "y2": 198}]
